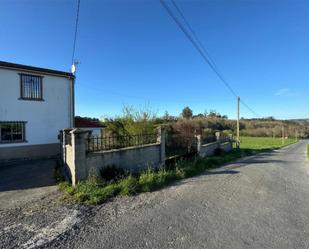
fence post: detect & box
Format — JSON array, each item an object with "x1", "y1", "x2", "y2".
[
  {"x1": 60, "y1": 129, "x2": 71, "y2": 163},
  {"x1": 157, "y1": 126, "x2": 166, "y2": 166},
  {"x1": 196, "y1": 134, "x2": 201, "y2": 155},
  {"x1": 215, "y1": 131, "x2": 221, "y2": 141},
  {"x1": 70, "y1": 128, "x2": 91, "y2": 186}
]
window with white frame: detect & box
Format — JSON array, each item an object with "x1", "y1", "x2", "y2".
[
  {"x1": 0, "y1": 122, "x2": 26, "y2": 143},
  {"x1": 20, "y1": 73, "x2": 43, "y2": 100}
]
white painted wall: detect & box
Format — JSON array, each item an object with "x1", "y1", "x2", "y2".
[{"x1": 0, "y1": 68, "x2": 73, "y2": 147}]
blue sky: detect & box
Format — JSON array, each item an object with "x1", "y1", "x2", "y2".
[{"x1": 1, "y1": 0, "x2": 309, "y2": 119}]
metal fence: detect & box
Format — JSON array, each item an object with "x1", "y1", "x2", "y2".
[
  {"x1": 201, "y1": 136, "x2": 231, "y2": 144},
  {"x1": 165, "y1": 134, "x2": 197, "y2": 158},
  {"x1": 165, "y1": 133, "x2": 232, "y2": 158},
  {"x1": 201, "y1": 135, "x2": 217, "y2": 144},
  {"x1": 87, "y1": 133, "x2": 158, "y2": 153}
]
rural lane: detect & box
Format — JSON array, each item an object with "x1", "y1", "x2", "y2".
[
  {"x1": 49, "y1": 139, "x2": 309, "y2": 249},
  {"x1": 1, "y1": 140, "x2": 309, "y2": 249}
]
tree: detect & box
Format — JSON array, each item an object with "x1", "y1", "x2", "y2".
[
  {"x1": 103, "y1": 105, "x2": 157, "y2": 136},
  {"x1": 163, "y1": 111, "x2": 170, "y2": 121},
  {"x1": 181, "y1": 106, "x2": 193, "y2": 119}
]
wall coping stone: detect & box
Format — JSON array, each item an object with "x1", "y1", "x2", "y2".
[
  {"x1": 87, "y1": 142, "x2": 161, "y2": 157},
  {"x1": 201, "y1": 140, "x2": 231, "y2": 148}
]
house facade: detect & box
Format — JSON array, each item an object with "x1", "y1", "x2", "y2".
[{"x1": 0, "y1": 61, "x2": 75, "y2": 160}]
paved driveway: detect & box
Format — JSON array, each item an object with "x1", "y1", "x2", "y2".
[{"x1": 0, "y1": 159, "x2": 57, "y2": 210}]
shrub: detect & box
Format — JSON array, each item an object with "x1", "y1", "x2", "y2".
[
  {"x1": 156, "y1": 168, "x2": 176, "y2": 185},
  {"x1": 89, "y1": 184, "x2": 120, "y2": 204},
  {"x1": 214, "y1": 147, "x2": 225, "y2": 156},
  {"x1": 103, "y1": 105, "x2": 157, "y2": 137},
  {"x1": 118, "y1": 175, "x2": 139, "y2": 196},
  {"x1": 175, "y1": 167, "x2": 185, "y2": 179},
  {"x1": 100, "y1": 166, "x2": 127, "y2": 182},
  {"x1": 138, "y1": 169, "x2": 158, "y2": 192},
  {"x1": 59, "y1": 181, "x2": 75, "y2": 195}
]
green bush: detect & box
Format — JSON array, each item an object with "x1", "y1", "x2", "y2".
[
  {"x1": 118, "y1": 175, "x2": 139, "y2": 196},
  {"x1": 88, "y1": 184, "x2": 121, "y2": 204},
  {"x1": 175, "y1": 167, "x2": 186, "y2": 179},
  {"x1": 138, "y1": 169, "x2": 158, "y2": 192},
  {"x1": 100, "y1": 165, "x2": 127, "y2": 182}
]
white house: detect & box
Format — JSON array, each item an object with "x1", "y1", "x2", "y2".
[{"x1": 0, "y1": 61, "x2": 75, "y2": 160}]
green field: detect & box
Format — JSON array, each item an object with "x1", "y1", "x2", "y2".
[{"x1": 240, "y1": 136, "x2": 297, "y2": 150}]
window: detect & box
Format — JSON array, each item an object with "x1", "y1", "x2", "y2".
[
  {"x1": 0, "y1": 122, "x2": 26, "y2": 143},
  {"x1": 20, "y1": 73, "x2": 43, "y2": 100}
]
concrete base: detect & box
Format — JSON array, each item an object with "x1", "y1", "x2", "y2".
[
  {"x1": 86, "y1": 143, "x2": 162, "y2": 178},
  {"x1": 198, "y1": 141, "x2": 233, "y2": 157},
  {"x1": 0, "y1": 143, "x2": 60, "y2": 162}
]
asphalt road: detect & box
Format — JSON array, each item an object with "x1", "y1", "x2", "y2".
[
  {"x1": 1, "y1": 140, "x2": 309, "y2": 249},
  {"x1": 49, "y1": 139, "x2": 309, "y2": 249}
]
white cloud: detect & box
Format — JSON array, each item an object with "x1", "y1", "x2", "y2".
[
  {"x1": 274, "y1": 88, "x2": 298, "y2": 97},
  {"x1": 275, "y1": 88, "x2": 290, "y2": 96}
]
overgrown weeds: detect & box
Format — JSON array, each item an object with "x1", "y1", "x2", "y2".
[
  {"x1": 59, "y1": 137, "x2": 298, "y2": 205},
  {"x1": 59, "y1": 148, "x2": 257, "y2": 205}
]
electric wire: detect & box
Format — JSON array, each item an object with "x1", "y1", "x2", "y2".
[
  {"x1": 71, "y1": 0, "x2": 81, "y2": 65},
  {"x1": 160, "y1": 0, "x2": 260, "y2": 118}
]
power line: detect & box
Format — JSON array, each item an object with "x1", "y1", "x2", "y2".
[
  {"x1": 160, "y1": 0, "x2": 260, "y2": 118},
  {"x1": 159, "y1": 0, "x2": 237, "y2": 97},
  {"x1": 71, "y1": 0, "x2": 81, "y2": 65},
  {"x1": 239, "y1": 99, "x2": 260, "y2": 117},
  {"x1": 170, "y1": 0, "x2": 220, "y2": 73}
]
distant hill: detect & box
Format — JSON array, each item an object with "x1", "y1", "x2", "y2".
[{"x1": 288, "y1": 119, "x2": 309, "y2": 125}]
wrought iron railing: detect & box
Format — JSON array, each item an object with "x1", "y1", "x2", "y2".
[
  {"x1": 165, "y1": 134, "x2": 197, "y2": 158},
  {"x1": 201, "y1": 135, "x2": 231, "y2": 145},
  {"x1": 87, "y1": 133, "x2": 158, "y2": 153}
]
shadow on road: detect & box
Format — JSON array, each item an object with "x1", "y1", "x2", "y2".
[
  {"x1": 0, "y1": 159, "x2": 56, "y2": 192},
  {"x1": 205, "y1": 169, "x2": 240, "y2": 175}
]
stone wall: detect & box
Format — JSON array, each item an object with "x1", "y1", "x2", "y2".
[
  {"x1": 61, "y1": 128, "x2": 165, "y2": 186},
  {"x1": 220, "y1": 141, "x2": 233, "y2": 152},
  {"x1": 196, "y1": 135, "x2": 233, "y2": 157},
  {"x1": 86, "y1": 143, "x2": 161, "y2": 177}
]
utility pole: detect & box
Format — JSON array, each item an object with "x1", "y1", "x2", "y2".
[
  {"x1": 282, "y1": 125, "x2": 284, "y2": 145},
  {"x1": 295, "y1": 130, "x2": 298, "y2": 141},
  {"x1": 237, "y1": 96, "x2": 240, "y2": 148}
]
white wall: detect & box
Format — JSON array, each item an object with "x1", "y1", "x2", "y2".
[{"x1": 0, "y1": 68, "x2": 73, "y2": 147}]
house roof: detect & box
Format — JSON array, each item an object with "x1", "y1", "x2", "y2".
[
  {"x1": 75, "y1": 117, "x2": 106, "y2": 128},
  {"x1": 0, "y1": 61, "x2": 74, "y2": 78}
]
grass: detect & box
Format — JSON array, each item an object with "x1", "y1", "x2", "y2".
[
  {"x1": 239, "y1": 136, "x2": 297, "y2": 150},
  {"x1": 307, "y1": 144, "x2": 309, "y2": 158},
  {"x1": 59, "y1": 136, "x2": 298, "y2": 205}
]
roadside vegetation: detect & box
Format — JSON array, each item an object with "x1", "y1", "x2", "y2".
[
  {"x1": 240, "y1": 136, "x2": 297, "y2": 150},
  {"x1": 101, "y1": 105, "x2": 309, "y2": 141},
  {"x1": 59, "y1": 136, "x2": 297, "y2": 205},
  {"x1": 59, "y1": 106, "x2": 305, "y2": 205}
]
